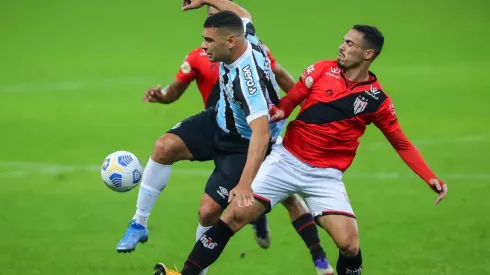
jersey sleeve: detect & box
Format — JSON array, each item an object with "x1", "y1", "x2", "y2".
[
  {"x1": 296, "y1": 61, "x2": 325, "y2": 96},
  {"x1": 373, "y1": 97, "x2": 400, "y2": 133},
  {"x1": 175, "y1": 52, "x2": 197, "y2": 83},
  {"x1": 235, "y1": 62, "x2": 269, "y2": 124},
  {"x1": 241, "y1": 18, "x2": 262, "y2": 46},
  {"x1": 263, "y1": 46, "x2": 277, "y2": 71}
]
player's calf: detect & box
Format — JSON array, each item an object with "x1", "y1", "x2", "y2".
[
  {"x1": 283, "y1": 195, "x2": 328, "y2": 261},
  {"x1": 180, "y1": 202, "x2": 266, "y2": 275}
]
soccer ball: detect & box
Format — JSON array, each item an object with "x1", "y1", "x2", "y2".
[{"x1": 100, "y1": 151, "x2": 143, "y2": 192}]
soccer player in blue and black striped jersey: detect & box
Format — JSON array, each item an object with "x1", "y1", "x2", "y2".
[{"x1": 150, "y1": 1, "x2": 335, "y2": 275}]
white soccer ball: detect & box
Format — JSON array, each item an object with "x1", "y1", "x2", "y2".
[{"x1": 100, "y1": 151, "x2": 143, "y2": 192}]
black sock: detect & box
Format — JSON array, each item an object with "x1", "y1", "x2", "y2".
[
  {"x1": 336, "y1": 248, "x2": 363, "y2": 275},
  {"x1": 181, "y1": 219, "x2": 235, "y2": 275},
  {"x1": 292, "y1": 213, "x2": 326, "y2": 260}
]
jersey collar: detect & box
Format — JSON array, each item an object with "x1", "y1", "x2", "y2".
[{"x1": 223, "y1": 41, "x2": 252, "y2": 70}]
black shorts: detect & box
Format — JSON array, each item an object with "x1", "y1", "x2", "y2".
[{"x1": 168, "y1": 107, "x2": 271, "y2": 208}]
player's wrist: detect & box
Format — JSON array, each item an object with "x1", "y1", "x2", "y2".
[
  {"x1": 160, "y1": 85, "x2": 169, "y2": 96},
  {"x1": 201, "y1": 0, "x2": 214, "y2": 6}
]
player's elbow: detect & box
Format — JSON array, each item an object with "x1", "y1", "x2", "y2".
[
  {"x1": 256, "y1": 125, "x2": 271, "y2": 144},
  {"x1": 272, "y1": 66, "x2": 283, "y2": 78},
  {"x1": 238, "y1": 8, "x2": 252, "y2": 20},
  {"x1": 250, "y1": 116, "x2": 271, "y2": 143}
]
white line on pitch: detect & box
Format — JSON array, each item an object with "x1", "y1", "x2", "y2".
[{"x1": 0, "y1": 161, "x2": 488, "y2": 181}]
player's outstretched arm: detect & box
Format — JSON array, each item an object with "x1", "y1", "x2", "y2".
[
  {"x1": 383, "y1": 129, "x2": 448, "y2": 205},
  {"x1": 373, "y1": 100, "x2": 447, "y2": 205},
  {"x1": 182, "y1": 0, "x2": 251, "y2": 20},
  {"x1": 228, "y1": 116, "x2": 270, "y2": 208},
  {"x1": 143, "y1": 80, "x2": 190, "y2": 104},
  {"x1": 270, "y1": 83, "x2": 309, "y2": 121},
  {"x1": 273, "y1": 64, "x2": 296, "y2": 94}
]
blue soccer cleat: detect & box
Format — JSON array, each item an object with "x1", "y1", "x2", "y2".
[
  {"x1": 116, "y1": 220, "x2": 149, "y2": 253},
  {"x1": 252, "y1": 214, "x2": 271, "y2": 249},
  {"x1": 314, "y1": 257, "x2": 335, "y2": 275}
]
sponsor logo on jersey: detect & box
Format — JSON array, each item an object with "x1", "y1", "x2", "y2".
[
  {"x1": 242, "y1": 65, "x2": 257, "y2": 95},
  {"x1": 365, "y1": 85, "x2": 380, "y2": 100},
  {"x1": 200, "y1": 235, "x2": 218, "y2": 250},
  {"x1": 327, "y1": 66, "x2": 341, "y2": 79}
]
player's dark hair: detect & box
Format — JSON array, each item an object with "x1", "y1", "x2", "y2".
[
  {"x1": 353, "y1": 24, "x2": 384, "y2": 60},
  {"x1": 204, "y1": 10, "x2": 244, "y2": 36}
]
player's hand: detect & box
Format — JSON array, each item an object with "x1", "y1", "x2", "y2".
[
  {"x1": 429, "y1": 178, "x2": 448, "y2": 205},
  {"x1": 143, "y1": 84, "x2": 164, "y2": 103},
  {"x1": 269, "y1": 105, "x2": 285, "y2": 122},
  {"x1": 228, "y1": 183, "x2": 255, "y2": 207},
  {"x1": 182, "y1": 0, "x2": 205, "y2": 11}
]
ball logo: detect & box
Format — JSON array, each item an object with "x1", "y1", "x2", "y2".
[
  {"x1": 109, "y1": 173, "x2": 123, "y2": 188},
  {"x1": 242, "y1": 65, "x2": 257, "y2": 95},
  {"x1": 132, "y1": 169, "x2": 142, "y2": 184},
  {"x1": 118, "y1": 155, "x2": 133, "y2": 167},
  {"x1": 102, "y1": 158, "x2": 110, "y2": 171}
]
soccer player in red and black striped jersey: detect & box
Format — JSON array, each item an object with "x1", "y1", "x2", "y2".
[
  {"x1": 122, "y1": 2, "x2": 332, "y2": 275},
  {"x1": 156, "y1": 24, "x2": 448, "y2": 275}
]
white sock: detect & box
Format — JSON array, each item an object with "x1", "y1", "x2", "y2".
[
  {"x1": 132, "y1": 157, "x2": 172, "y2": 227},
  {"x1": 196, "y1": 223, "x2": 212, "y2": 275}
]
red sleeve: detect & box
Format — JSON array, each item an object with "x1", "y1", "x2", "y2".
[
  {"x1": 373, "y1": 97, "x2": 400, "y2": 133},
  {"x1": 175, "y1": 52, "x2": 197, "y2": 83},
  {"x1": 264, "y1": 46, "x2": 277, "y2": 71},
  {"x1": 277, "y1": 82, "x2": 309, "y2": 118},
  {"x1": 384, "y1": 129, "x2": 445, "y2": 191},
  {"x1": 277, "y1": 61, "x2": 324, "y2": 118}
]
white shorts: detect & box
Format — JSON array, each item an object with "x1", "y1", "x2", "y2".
[{"x1": 252, "y1": 143, "x2": 355, "y2": 218}]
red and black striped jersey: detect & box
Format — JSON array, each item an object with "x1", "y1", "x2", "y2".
[{"x1": 282, "y1": 60, "x2": 400, "y2": 171}]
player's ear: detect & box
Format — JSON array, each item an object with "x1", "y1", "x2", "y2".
[
  {"x1": 364, "y1": 49, "x2": 375, "y2": 61},
  {"x1": 227, "y1": 35, "x2": 236, "y2": 49}
]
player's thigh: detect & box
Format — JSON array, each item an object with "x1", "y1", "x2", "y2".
[
  {"x1": 280, "y1": 194, "x2": 309, "y2": 220},
  {"x1": 251, "y1": 145, "x2": 297, "y2": 212},
  {"x1": 204, "y1": 152, "x2": 248, "y2": 210},
  {"x1": 164, "y1": 107, "x2": 216, "y2": 162},
  {"x1": 302, "y1": 171, "x2": 359, "y2": 251}
]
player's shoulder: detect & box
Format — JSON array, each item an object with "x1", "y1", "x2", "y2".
[
  {"x1": 362, "y1": 73, "x2": 393, "y2": 107},
  {"x1": 304, "y1": 59, "x2": 337, "y2": 72},
  {"x1": 369, "y1": 72, "x2": 390, "y2": 97},
  {"x1": 185, "y1": 47, "x2": 207, "y2": 60},
  {"x1": 300, "y1": 59, "x2": 334, "y2": 80}
]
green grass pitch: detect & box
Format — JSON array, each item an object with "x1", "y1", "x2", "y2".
[{"x1": 0, "y1": 0, "x2": 489, "y2": 274}]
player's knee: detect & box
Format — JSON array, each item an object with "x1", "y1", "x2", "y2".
[
  {"x1": 337, "y1": 233, "x2": 360, "y2": 256},
  {"x1": 198, "y1": 202, "x2": 223, "y2": 227},
  {"x1": 152, "y1": 134, "x2": 190, "y2": 165}
]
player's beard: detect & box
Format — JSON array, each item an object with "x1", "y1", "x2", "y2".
[{"x1": 337, "y1": 59, "x2": 346, "y2": 70}]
